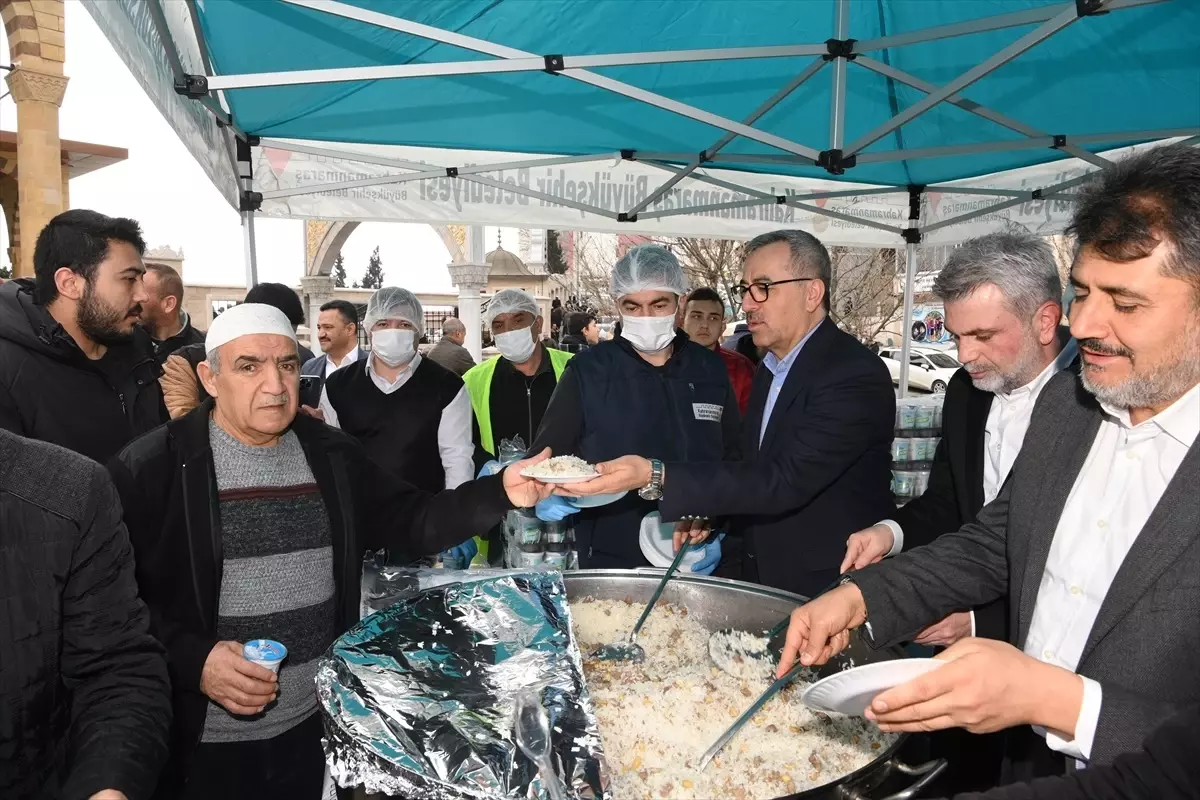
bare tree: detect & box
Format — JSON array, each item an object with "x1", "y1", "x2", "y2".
[
  {"x1": 828, "y1": 247, "x2": 906, "y2": 344},
  {"x1": 569, "y1": 232, "x2": 618, "y2": 316},
  {"x1": 664, "y1": 238, "x2": 746, "y2": 316}
]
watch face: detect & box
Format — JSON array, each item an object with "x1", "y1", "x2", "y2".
[{"x1": 638, "y1": 486, "x2": 663, "y2": 501}]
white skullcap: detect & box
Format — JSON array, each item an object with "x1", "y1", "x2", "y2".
[
  {"x1": 484, "y1": 288, "x2": 540, "y2": 327},
  {"x1": 204, "y1": 303, "x2": 298, "y2": 355}
]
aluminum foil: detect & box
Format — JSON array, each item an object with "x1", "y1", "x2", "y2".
[{"x1": 318, "y1": 569, "x2": 611, "y2": 799}]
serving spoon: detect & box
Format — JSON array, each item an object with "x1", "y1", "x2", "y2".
[{"x1": 590, "y1": 543, "x2": 691, "y2": 663}]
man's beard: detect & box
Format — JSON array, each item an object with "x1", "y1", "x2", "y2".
[
  {"x1": 1079, "y1": 316, "x2": 1200, "y2": 410},
  {"x1": 963, "y1": 329, "x2": 1046, "y2": 394},
  {"x1": 78, "y1": 282, "x2": 140, "y2": 347}
]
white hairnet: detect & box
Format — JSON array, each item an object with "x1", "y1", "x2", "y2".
[
  {"x1": 364, "y1": 287, "x2": 424, "y2": 336},
  {"x1": 484, "y1": 288, "x2": 540, "y2": 327},
  {"x1": 611, "y1": 243, "x2": 689, "y2": 298}
]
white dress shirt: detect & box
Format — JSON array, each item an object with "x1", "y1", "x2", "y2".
[
  {"x1": 324, "y1": 345, "x2": 360, "y2": 378},
  {"x1": 1025, "y1": 381, "x2": 1200, "y2": 766},
  {"x1": 881, "y1": 340, "x2": 1078, "y2": 554},
  {"x1": 317, "y1": 353, "x2": 475, "y2": 489}
]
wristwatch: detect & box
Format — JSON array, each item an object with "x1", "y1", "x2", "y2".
[{"x1": 638, "y1": 458, "x2": 665, "y2": 501}]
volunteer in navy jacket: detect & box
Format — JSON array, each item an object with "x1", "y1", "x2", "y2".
[
  {"x1": 563, "y1": 230, "x2": 895, "y2": 597},
  {"x1": 531, "y1": 244, "x2": 740, "y2": 570}
]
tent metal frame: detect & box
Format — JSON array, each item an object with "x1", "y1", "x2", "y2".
[{"x1": 164, "y1": 0, "x2": 1191, "y2": 394}]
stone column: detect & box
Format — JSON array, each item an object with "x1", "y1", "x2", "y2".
[
  {"x1": 300, "y1": 274, "x2": 336, "y2": 351},
  {"x1": 5, "y1": 66, "x2": 69, "y2": 278},
  {"x1": 447, "y1": 224, "x2": 489, "y2": 362}
]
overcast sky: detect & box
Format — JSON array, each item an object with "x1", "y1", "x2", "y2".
[{"x1": 0, "y1": 2, "x2": 521, "y2": 291}]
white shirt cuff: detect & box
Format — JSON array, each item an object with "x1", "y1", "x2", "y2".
[
  {"x1": 1041, "y1": 676, "x2": 1101, "y2": 763},
  {"x1": 878, "y1": 520, "x2": 904, "y2": 556}
]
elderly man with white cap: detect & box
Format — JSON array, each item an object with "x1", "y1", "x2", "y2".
[
  {"x1": 317, "y1": 287, "x2": 473, "y2": 494},
  {"x1": 530, "y1": 244, "x2": 740, "y2": 572},
  {"x1": 107, "y1": 303, "x2": 553, "y2": 800}
]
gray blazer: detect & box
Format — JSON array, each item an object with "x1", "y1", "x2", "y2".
[
  {"x1": 302, "y1": 348, "x2": 362, "y2": 377},
  {"x1": 852, "y1": 367, "x2": 1200, "y2": 768},
  {"x1": 426, "y1": 337, "x2": 476, "y2": 377}
]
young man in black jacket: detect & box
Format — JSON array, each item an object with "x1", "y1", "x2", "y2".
[
  {"x1": 0, "y1": 428, "x2": 171, "y2": 800},
  {"x1": 108, "y1": 303, "x2": 552, "y2": 799},
  {"x1": 0, "y1": 209, "x2": 166, "y2": 463}
]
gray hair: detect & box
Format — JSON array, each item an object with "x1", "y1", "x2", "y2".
[
  {"x1": 933, "y1": 231, "x2": 1061, "y2": 318},
  {"x1": 744, "y1": 229, "x2": 832, "y2": 311},
  {"x1": 442, "y1": 317, "x2": 466, "y2": 335},
  {"x1": 206, "y1": 349, "x2": 221, "y2": 375}
]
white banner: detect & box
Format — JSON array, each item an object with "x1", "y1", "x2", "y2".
[{"x1": 252, "y1": 139, "x2": 1176, "y2": 246}]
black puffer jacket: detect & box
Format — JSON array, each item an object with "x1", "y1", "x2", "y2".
[
  {"x1": 0, "y1": 428, "x2": 172, "y2": 800},
  {"x1": 0, "y1": 279, "x2": 167, "y2": 463}
]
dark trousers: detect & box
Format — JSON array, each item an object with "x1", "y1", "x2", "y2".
[{"x1": 181, "y1": 712, "x2": 326, "y2": 800}]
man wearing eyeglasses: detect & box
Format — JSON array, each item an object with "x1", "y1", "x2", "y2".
[{"x1": 565, "y1": 229, "x2": 896, "y2": 597}]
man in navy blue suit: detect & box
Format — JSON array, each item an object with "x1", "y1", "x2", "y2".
[{"x1": 565, "y1": 229, "x2": 896, "y2": 598}]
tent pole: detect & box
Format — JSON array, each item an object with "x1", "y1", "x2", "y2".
[
  {"x1": 282, "y1": 0, "x2": 821, "y2": 160},
  {"x1": 843, "y1": 2, "x2": 1095, "y2": 158},
  {"x1": 236, "y1": 137, "x2": 259, "y2": 288},
  {"x1": 829, "y1": 0, "x2": 850, "y2": 151},
  {"x1": 898, "y1": 241, "x2": 918, "y2": 399},
  {"x1": 241, "y1": 207, "x2": 259, "y2": 289}
]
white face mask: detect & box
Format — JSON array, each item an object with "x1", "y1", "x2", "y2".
[
  {"x1": 371, "y1": 328, "x2": 417, "y2": 367},
  {"x1": 495, "y1": 326, "x2": 537, "y2": 363},
  {"x1": 620, "y1": 314, "x2": 676, "y2": 353}
]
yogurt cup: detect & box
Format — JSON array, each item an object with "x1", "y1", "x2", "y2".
[{"x1": 243, "y1": 639, "x2": 287, "y2": 674}]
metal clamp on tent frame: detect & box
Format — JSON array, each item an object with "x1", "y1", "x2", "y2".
[
  {"x1": 817, "y1": 149, "x2": 857, "y2": 175},
  {"x1": 239, "y1": 190, "x2": 263, "y2": 212},
  {"x1": 1076, "y1": 0, "x2": 1110, "y2": 16},
  {"x1": 173, "y1": 73, "x2": 209, "y2": 99},
  {"x1": 823, "y1": 38, "x2": 858, "y2": 62},
  {"x1": 543, "y1": 54, "x2": 565, "y2": 74}
]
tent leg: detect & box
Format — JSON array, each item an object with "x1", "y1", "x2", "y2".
[
  {"x1": 241, "y1": 208, "x2": 259, "y2": 288},
  {"x1": 898, "y1": 242, "x2": 917, "y2": 398}
]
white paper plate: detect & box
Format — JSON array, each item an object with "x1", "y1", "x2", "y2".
[
  {"x1": 638, "y1": 512, "x2": 704, "y2": 570},
  {"x1": 518, "y1": 469, "x2": 598, "y2": 484},
  {"x1": 565, "y1": 490, "x2": 627, "y2": 508},
  {"x1": 801, "y1": 658, "x2": 944, "y2": 716}
]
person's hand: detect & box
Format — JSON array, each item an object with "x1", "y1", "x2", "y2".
[
  {"x1": 840, "y1": 524, "x2": 895, "y2": 573},
  {"x1": 776, "y1": 584, "x2": 868, "y2": 676},
  {"x1": 440, "y1": 537, "x2": 478, "y2": 569},
  {"x1": 689, "y1": 533, "x2": 724, "y2": 575},
  {"x1": 866, "y1": 638, "x2": 1084, "y2": 736},
  {"x1": 557, "y1": 455, "x2": 652, "y2": 497},
  {"x1": 672, "y1": 518, "x2": 711, "y2": 551},
  {"x1": 502, "y1": 448, "x2": 557, "y2": 507},
  {"x1": 535, "y1": 495, "x2": 581, "y2": 522},
  {"x1": 299, "y1": 404, "x2": 324, "y2": 421},
  {"x1": 200, "y1": 641, "x2": 278, "y2": 715},
  {"x1": 913, "y1": 611, "x2": 973, "y2": 648},
  {"x1": 89, "y1": 792, "x2": 128, "y2": 800}
]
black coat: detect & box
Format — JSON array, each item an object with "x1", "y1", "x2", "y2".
[
  {"x1": 0, "y1": 428, "x2": 171, "y2": 800},
  {"x1": 893, "y1": 367, "x2": 1007, "y2": 640},
  {"x1": 107, "y1": 402, "x2": 515, "y2": 794},
  {"x1": 0, "y1": 279, "x2": 167, "y2": 464},
  {"x1": 947, "y1": 703, "x2": 1200, "y2": 800},
  {"x1": 660, "y1": 319, "x2": 896, "y2": 598},
  {"x1": 150, "y1": 316, "x2": 206, "y2": 364}
]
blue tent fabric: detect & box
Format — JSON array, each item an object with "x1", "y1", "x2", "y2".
[{"x1": 192, "y1": 0, "x2": 1199, "y2": 186}]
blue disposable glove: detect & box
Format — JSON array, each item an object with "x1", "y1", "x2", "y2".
[
  {"x1": 441, "y1": 537, "x2": 479, "y2": 570},
  {"x1": 477, "y1": 460, "x2": 502, "y2": 478},
  {"x1": 534, "y1": 495, "x2": 581, "y2": 522},
  {"x1": 689, "y1": 533, "x2": 724, "y2": 575}
]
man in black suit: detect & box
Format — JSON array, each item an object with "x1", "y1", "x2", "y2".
[
  {"x1": 563, "y1": 229, "x2": 895, "y2": 598},
  {"x1": 778, "y1": 142, "x2": 1200, "y2": 781},
  {"x1": 841, "y1": 231, "x2": 1075, "y2": 792}
]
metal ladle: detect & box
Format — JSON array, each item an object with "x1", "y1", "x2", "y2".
[
  {"x1": 707, "y1": 616, "x2": 789, "y2": 678},
  {"x1": 590, "y1": 543, "x2": 691, "y2": 663}
]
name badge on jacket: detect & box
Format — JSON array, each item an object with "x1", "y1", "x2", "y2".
[{"x1": 693, "y1": 402, "x2": 723, "y2": 422}]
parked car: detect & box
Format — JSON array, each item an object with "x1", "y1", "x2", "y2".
[{"x1": 879, "y1": 347, "x2": 961, "y2": 393}]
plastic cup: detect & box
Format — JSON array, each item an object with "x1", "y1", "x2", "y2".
[{"x1": 243, "y1": 639, "x2": 287, "y2": 674}]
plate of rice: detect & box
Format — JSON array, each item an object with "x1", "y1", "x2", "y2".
[{"x1": 521, "y1": 455, "x2": 599, "y2": 483}]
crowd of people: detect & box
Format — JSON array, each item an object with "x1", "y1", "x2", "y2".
[{"x1": 0, "y1": 142, "x2": 1197, "y2": 800}]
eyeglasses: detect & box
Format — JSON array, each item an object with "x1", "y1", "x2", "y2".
[{"x1": 731, "y1": 277, "x2": 816, "y2": 303}]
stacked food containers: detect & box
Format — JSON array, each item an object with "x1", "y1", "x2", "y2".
[
  {"x1": 892, "y1": 395, "x2": 945, "y2": 505},
  {"x1": 502, "y1": 511, "x2": 580, "y2": 571}
]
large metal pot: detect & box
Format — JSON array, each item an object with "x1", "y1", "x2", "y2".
[{"x1": 564, "y1": 570, "x2": 946, "y2": 800}]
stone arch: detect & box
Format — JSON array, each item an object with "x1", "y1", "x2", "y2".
[{"x1": 304, "y1": 219, "x2": 465, "y2": 278}]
